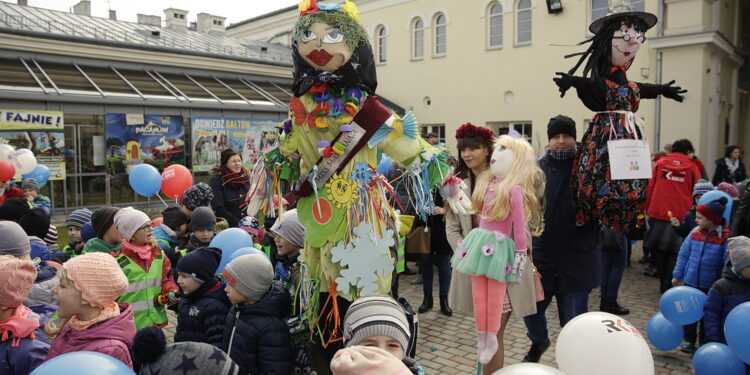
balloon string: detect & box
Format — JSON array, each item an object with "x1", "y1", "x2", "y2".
[{"x1": 156, "y1": 193, "x2": 169, "y2": 207}]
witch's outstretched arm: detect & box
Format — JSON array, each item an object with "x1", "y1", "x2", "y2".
[{"x1": 638, "y1": 80, "x2": 687, "y2": 102}]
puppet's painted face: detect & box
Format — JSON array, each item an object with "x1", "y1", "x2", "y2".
[
  {"x1": 611, "y1": 23, "x2": 644, "y2": 67},
  {"x1": 298, "y1": 22, "x2": 353, "y2": 72},
  {"x1": 490, "y1": 145, "x2": 515, "y2": 178}
]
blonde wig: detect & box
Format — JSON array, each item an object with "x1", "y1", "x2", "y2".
[{"x1": 471, "y1": 135, "x2": 544, "y2": 236}]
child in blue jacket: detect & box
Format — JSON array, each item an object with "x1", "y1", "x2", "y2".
[
  {"x1": 704, "y1": 236, "x2": 750, "y2": 344},
  {"x1": 672, "y1": 197, "x2": 730, "y2": 352},
  {"x1": 174, "y1": 246, "x2": 231, "y2": 348},
  {"x1": 21, "y1": 179, "x2": 50, "y2": 214}
]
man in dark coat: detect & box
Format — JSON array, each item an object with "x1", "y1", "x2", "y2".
[{"x1": 522, "y1": 115, "x2": 601, "y2": 362}]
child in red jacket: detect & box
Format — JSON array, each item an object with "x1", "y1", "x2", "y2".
[{"x1": 112, "y1": 207, "x2": 179, "y2": 330}]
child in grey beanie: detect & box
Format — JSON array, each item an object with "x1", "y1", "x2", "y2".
[{"x1": 703, "y1": 236, "x2": 750, "y2": 343}]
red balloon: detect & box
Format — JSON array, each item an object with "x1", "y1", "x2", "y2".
[
  {"x1": 161, "y1": 165, "x2": 193, "y2": 200},
  {"x1": 0, "y1": 160, "x2": 15, "y2": 181}
]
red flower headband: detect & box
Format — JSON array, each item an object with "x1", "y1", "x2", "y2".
[{"x1": 455, "y1": 123, "x2": 494, "y2": 142}]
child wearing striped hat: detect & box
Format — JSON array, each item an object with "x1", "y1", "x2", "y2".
[{"x1": 62, "y1": 208, "x2": 92, "y2": 260}]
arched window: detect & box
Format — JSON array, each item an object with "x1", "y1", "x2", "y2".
[
  {"x1": 375, "y1": 25, "x2": 387, "y2": 63},
  {"x1": 434, "y1": 13, "x2": 446, "y2": 56},
  {"x1": 516, "y1": 0, "x2": 532, "y2": 45},
  {"x1": 591, "y1": 0, "x2": 645, "y2": 26},
  {"x1": 488, "y1": 2, "x2": 503, "y2": 48},
  {"x1": 412, "y1": 18, "x2": 424, "y2": 59}
]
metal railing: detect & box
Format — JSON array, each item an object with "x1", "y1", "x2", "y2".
[{"x1": 0, "y1": 12, "x2": 292, "y2": 63}]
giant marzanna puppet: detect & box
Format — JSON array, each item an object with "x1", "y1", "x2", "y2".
[
  {"x1": 554, "y1": 0, "x2": 687, "y2": 232},
  {"x1": 259, "y1": 0, "x2": 448, "y2": 350}
]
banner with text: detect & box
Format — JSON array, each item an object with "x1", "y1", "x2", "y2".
[
  {"x1": 105, "y1": 114, "x2": 185, "y2": 173},
  {"x1": 0, "y1": 109, "x2": 66, "y2": 180},
  {"x1": 191, "y1": 117, "x2": 280, "y2": 172}
]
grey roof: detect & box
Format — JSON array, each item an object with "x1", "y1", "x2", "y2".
[
  {"x1": 0, "y1": 1, "x2": 293, "y2": 66},
  {"x1": 227, "y1": 5, "x2": 296, "y2": 30}
]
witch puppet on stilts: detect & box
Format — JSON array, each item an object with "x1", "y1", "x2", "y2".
[
  {"x1": 243, "y1": 0, "x2": 449, "y2": 353},
  {"x1": 554, "y1": 0, "x2": 687, "y2": 232}
]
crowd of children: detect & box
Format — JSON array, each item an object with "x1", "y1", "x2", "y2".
[{"x1": 0, "y1": 181, "x2": 424, "y2": 375}]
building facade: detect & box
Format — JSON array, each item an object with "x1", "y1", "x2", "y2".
[
  {"x1": 227, "y1": 0, "x2": 749, "y2": 177},
  {"x1": 0, "y1": 1, "x2": 294, "y2": 213}
]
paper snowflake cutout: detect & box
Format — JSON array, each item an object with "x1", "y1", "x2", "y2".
[
  {"x1": 331, "y1": 222, "x2": 395, "y2": 296},
  {"x1": 351, "y1": 162, "x2": 374, "y2": 184},
  {"x1": 326, "y1": 173, "x2": 359, "y2": 209}
]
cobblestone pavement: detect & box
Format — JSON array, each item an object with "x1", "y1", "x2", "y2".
[{"x1": 164, "y1": 243, "x2": 695, "y2": 374}]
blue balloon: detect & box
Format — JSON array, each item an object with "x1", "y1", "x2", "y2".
[
  {"x1": 693, "y1": 343, "x2": 746, "y2": 375},
  {"x1": 31, "y1": 351, "x2": 136, "y2": 375},
  {"x1": 215, "y1": 247, "x2": 265, "y2": 274},
  {"x1": 22, "y1": 164, "x2": 51, "y2": 187},
  {"x1": 724, "y1": 301, "x2": 750, "y2": 364},
  {"x1": 647, "y1": 312, "x2": 683, "y2": 351},
  {"x1": 128, "y1": 164, "x2": 161, "y2": 197},
  {"x1": 698, "y1": 190, "x2": 733, "y2": 225},
  {"x1": 212, "y1": 228, "x2": 254, "y2": 273},
  {"x1": 377, "y1": 155, "x2": 392, "y2": 175},
  {"x1": 659, "y1": 286, "x2": 707, "y2": 325}
]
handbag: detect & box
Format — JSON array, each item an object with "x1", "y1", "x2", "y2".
[
  {"x1": 405, "y1": 225, "x2": 430, "y2": 261},
  {"x1": 532, "y1": 267, "x2": 545, "y2": 302}
]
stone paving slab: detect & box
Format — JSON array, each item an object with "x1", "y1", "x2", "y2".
[{"x1": 163, "y1": 243, "x2": 695, "y2": 374}]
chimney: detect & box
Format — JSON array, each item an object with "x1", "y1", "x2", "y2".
[
  {"x1": 17, "y1": 0, "x2": 28, "y2": 6},
  {"x1": 165, "y1": 8, "x2": 188, "y2": 29},
  {"x1": 137, "y1": 14, "x2": 162, "y2": 27},
  {"x1": 72, "y1": 0, "x2": 91, "y2": 16},
  {"x1": 196, "y1": 13, "x2": 226, "y2": 35},
  {"x1": 109, "y1": 10, "x2": 117, "y2": 21}
]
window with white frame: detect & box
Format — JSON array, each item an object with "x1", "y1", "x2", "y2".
[
  {"x1": 488, "y1": 2, "x2": 503, "y2": 48},
  {"x1": 591, "y1": 0, "x2": 645, "y2": 26},
  {"x1": 493, "y1": 122, "x2": 533, "y2": 143},
  {"x1": 412, "y1": 18, "x2": 424, "y2": 60},
  {"x1": 423, "y1": 124, "x2": 446, "y2": 143},
  {"x1": 434, "y1": 13, "x2": 447, "y2": 56},
  {"x1": 376, "y1": 25, "x2": 387, "y2": 63},
  {"x1": 516, "y1": 0, "x2": 532, "y2": 45}
]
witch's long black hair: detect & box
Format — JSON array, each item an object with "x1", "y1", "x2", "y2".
[
  {"x1": 291, "y1": 38, "x2": 377, "y2": 97},
  {"x1": 566, "y1": 15, "x2": 649, "y2": 80}
]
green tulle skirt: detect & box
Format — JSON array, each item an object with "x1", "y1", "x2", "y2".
[{"x1": 451, "y1": 228, "x2": 520, "y2": 283}]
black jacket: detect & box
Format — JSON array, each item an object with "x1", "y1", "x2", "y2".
[
  {"x1": 732, "y1": 184, "x2": 750, "y2": 238},
  {"x1": 712, "y1": 158, "x2": 747, "y2": 185},
  {"x1": 209, "y1": 176, "x2": 249, "y2": 228},
  {"x1": 532, "y1": 154, "x2": 601, "y2": 293},
  {"x1": 222, "y1": 282, "x2": 292, "y2": 375},
  {"x1": 174, "y1": 279, "x2": 232, "y2": 347}
]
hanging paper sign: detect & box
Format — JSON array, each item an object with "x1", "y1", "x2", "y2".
[
  {"x1": 608, "y1": 139, "x2": 652, "y2": 180},
  {"x1": 310, "y1": 122, "x2": 366, "y2": 188}
]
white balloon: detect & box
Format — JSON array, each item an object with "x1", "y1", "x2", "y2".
[
  {"x1": 12, "y1": 149, "x2": 37, "y2": 174},
  {"x1": 555, "y1": 312, "x2": 654, "y2": 375},
  {"x1": 0, "y1": 144, "x2": 14, "y2": 162},
  {"x1": 493, "y1": 363, "x2": 567, "y2": 375}
]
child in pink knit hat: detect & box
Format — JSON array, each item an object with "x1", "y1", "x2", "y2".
[
  {"x1": 0, "y1": 255, "x2": 50, "y2": 375},
  {"x1": 45, "y1": 252, "x2": 136, "y2": 368},
  {"x1": 330, "y1": 346, "x2": 412, "y2": 375}
]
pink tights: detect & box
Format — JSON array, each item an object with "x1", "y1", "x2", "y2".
[{"x1": 471, "y1": 275, "x2": 507, "y2": 364}]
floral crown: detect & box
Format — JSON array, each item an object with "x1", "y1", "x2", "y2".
[
  {"x1": 299, "y1": 0, "x2": 360, "y2": 21},
  {"x1": 455, "y1": 123, "x2": 494, "y2": 142}
]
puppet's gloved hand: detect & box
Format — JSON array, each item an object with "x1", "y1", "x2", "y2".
[
  {"x1": 660, "y1": 80, "x2": 687, "y2": 102},
  {"x1": 553, "y1": 72, "x2": 574, "y2": 98},
  {"x1": 512, "y1": 250, "x2": 528, "y2": 277},
  {"x1": 438, "y1": 175, "x2": 472, "y2": 215}
]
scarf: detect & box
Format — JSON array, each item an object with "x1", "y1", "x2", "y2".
[
  {"x1": 68, "y1": 302, "x2": 120, "y2": 331},
  {"x1": 121, "y1": 239, "x2": 154, "y2": 261},
  {"x1": 549, "y1": 149, "x2": 577, "y2": 160},
  {"x1": 220, "y1": 165, "x2": 249, "y2": 190},
  {"x1": 726, "y1": 158, "x2": 739, "y2": 175},
  {"x1": 0, "y1": 306, "x2": 39, "y2": 347}
]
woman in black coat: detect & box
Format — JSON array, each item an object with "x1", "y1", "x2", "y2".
[
  {"x1": 209, "y1": 149, "x2": 250, "y2": 227},
  {"x1": 712, "y1": 145, "x2": 747, "y2": 185}
]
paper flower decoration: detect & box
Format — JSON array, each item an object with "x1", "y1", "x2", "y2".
[
  {"x1": 351, "y1": 162, "x2": 374, "y2": 184},
  {"x1": 481, "y1": 243, "x2": 496, "y2": 257}
]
